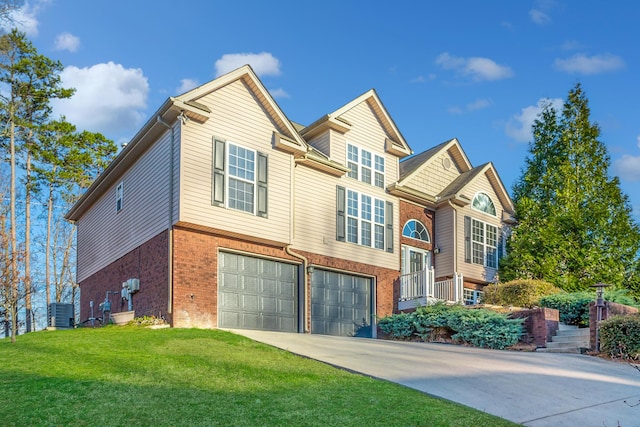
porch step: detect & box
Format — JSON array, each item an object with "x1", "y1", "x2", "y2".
[{"x1": 536, "y1": 323, "x2": 590, "y2": 354}]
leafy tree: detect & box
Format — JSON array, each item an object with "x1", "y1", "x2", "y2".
[
  {"x1": 35, "y1": 119, "x2": 116, "y2": 306},
  {"x1": 0, "y1": 29, "x2": 73, "y2": 335},
  {"x1": 500, "y1": 84, "x2": 640, "y2": 293}
]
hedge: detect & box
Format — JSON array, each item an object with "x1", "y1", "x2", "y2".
[
  {"x1": 599, "y1": 314, "x2": 640, "y2": 359},
  {"x1": 378, "y1": 303, "x2": 523, "y2": 350},
  {"x1": 483, "y1": 279, "x2": 561, "y2": 308}
]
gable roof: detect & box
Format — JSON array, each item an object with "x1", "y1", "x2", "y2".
[
  {"x1": 438, "y1": 162, "x2": 514, "y2": 215},
  {"x1": 398, "y1": 138, "x2": 472, "y2": 183},
  {"x1": 301, "y1": 89, "x2": 413, "y2": 158},
  {"x1": 174, "y1": 65, "x2": 308, "y2": 155}
]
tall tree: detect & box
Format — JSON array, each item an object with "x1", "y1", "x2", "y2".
[
  {"x1": 500, "y1": 84, "x2": 640, "y2": 292},
  {"x1": 0, "y1": 30, "x2": 73, "y2": 334},
  {"x1": 35, "y1": 119, "x2": 116, "y2": 308}
]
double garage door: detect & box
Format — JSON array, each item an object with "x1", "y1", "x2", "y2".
[{"x1": 218, "y1": 252, "x2": 372, "y2": 337}]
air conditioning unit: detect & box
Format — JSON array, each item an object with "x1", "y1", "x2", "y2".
[{"x1": 48, "y1": 303, "x2": 75, "y2": 329}]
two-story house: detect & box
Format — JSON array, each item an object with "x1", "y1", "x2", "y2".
[{"x1": 66, "y1": 65, "x2": 514, "y2": 337}]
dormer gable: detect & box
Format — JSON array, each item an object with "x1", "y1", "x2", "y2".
[
  {"x1": 300, "y1": 89, "x2": 412, "y2": 159},
  {"x1": 174, "y1": 65, "x2": 308, "y2": 156}
]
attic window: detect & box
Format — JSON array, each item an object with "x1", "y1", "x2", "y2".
[
  {"x1": 346, "y1": 143, "x2": 385, "y2": 189},
  {"x1": 472, "y1": 192, "x2": 496, "y2": 216}
]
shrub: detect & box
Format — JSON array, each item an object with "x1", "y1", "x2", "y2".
[
  {"x1": 413, "y1": 302, "x2": 463, "y2": 341},
  {"x1": 599, "y1": 314, "x2": 640, "y2": 359},
  {"x1": 446, "y1": 309, "x2": 524, "y2": 350},
  {"x1": 483, "y1": 279, "x2": 561, "y2": 308},
  {"x1": 378, "y1": 303, "x2": 523, "y2": 350},
  {"x1": 538, "y1": 291, "x2": 593, "y2": 326},
  {"x1": 378, "y1": 313, "x2": 415, "y2": 339},
  {"x1": 538, "y1": 289, "x2": 640, "y2": 327}
]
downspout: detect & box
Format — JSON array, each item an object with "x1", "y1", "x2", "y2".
[
  {"x1": 285, "y1": 245, "x2": 308, "y2": 333},
  {"x1": 157, "y1": 115, "x2": 175, "y2": 315}
]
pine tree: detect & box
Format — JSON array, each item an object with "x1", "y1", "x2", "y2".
[{"x1": 500, "y1": 84, "x2": 640, "y2": 292}]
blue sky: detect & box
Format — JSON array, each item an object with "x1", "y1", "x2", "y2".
[{"x1": 6, "y1": 0, "x2": 640, "y2": 219}]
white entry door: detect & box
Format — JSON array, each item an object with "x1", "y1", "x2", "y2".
[{"x1": 401, "y1": 246, "x2": 432, "y2": 275}]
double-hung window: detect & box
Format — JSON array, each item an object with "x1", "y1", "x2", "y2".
[
  {"x1": 346, "y1": 143, "x2": 385, "y2": 188},
  {"x1": 338, "y1": 186, "x2": 393, "y2": 252},
  {"x1": 465, "y1": 216, "x2": 498, "y2": 268},
  {"x1": 212, "y1": 138, "x2": 268, "y2": 217}
]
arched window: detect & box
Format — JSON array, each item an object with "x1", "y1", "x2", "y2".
[
  {"x1": 472, "y1": 192, "x2": 496, "y2": 216},
  {"x1": 402, "y1": 219, "x2": 430, "y2": 242}
]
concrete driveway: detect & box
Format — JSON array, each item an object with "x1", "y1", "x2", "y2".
[{"x1": 229, "y1": 329, "x2": 640, "y2": 427}]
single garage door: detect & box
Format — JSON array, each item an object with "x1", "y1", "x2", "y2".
[
  {"x1": 218, "y1": 252, "x2": 299, "y2": 332},
  {"x1": 311, "y1": 269, "x2": 373, "y2": 337}
]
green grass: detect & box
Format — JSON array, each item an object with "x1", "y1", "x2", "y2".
[{"x1": 0, "y1": 327, "x2": 516, "y2": 426}]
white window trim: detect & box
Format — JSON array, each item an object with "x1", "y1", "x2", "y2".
[
  {"x1": 471, "y1": 191, "x2": 497, "y2": 217},
  {"x1": 402, "y1": 219, "x2": 431, "y2": 243},
  {"x1": 346, "y1": 189, "x2": 386, "y2": 250},
  {"x1": 471, "y1": 218, "x2": 498, "y2": 269},
  {"x1": 346, "y1": 142, "x2": 385, "y2": 188},
  {"x1": 227, "y1": 142, "x2": 257, "y2": 215}
]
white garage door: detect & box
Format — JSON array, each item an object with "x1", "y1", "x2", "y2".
[
  {"x1": 311, "y1": 269, "x2": 373, "y2": 337},
  {"x1": 218, "y1": 252, "x2": 299, "y2": 332}
]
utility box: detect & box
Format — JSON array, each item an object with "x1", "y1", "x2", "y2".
[
  {"x1": 128, "y1": 278, "x2": 140, "y2": 292},
  {"x1": 48, "y1": 303, "x2": 75, "y2": 330}
]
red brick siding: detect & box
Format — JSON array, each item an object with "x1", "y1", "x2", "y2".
[
  {"x1": 294, "y1": 249, "x2": 400, "y2": 331},
  {"x1": 171, "y1": 226, "x2": 299, "y2": 329},
  {"x1": 399, "y1": 200, "x2": 434, "y2": 253},
  {"x1": 509, "y1": 307, "x2": 559, "y2": 347},
  {"x1": 79, "y1": 231, "x2": 169, "y2": 324}
]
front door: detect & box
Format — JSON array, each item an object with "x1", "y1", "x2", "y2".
[{"x1": 401, "y1": 246, "x2": 431, "y2": 275}]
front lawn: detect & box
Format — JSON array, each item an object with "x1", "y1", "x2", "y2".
[{"x1": 0, "y1": 327, "x2": 515, "y2": 426}]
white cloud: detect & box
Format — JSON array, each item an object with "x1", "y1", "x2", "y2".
[
  {"x1": 176, "y1": 78, "x2": 199, "y2": 94},
  {"x1": 448, "y1": 98, "x2": 492, "y2": 115},
  {"x1": 613, "y1": 155, "x2": 640, "y2": 182},
  {"x1": 215, "y1": 52, "x2": 281, "y2": 77},
  {"x1": 554, "y1": 53, "x2": 625, "y2": 75},
  {"x1": 435, "y1": 52, "x2": 513, "y2": 81},
  {"x1": 505, "y1": 98, "x2": 563, "y2": 142},
  {"x1": 1, "y1": 1, "x2": 43, "y2": 36},
  {"x1": 268, "y1": 87, "x2": 289, "y2": 99},
  {"x1": 529, "y1": 9, "x2": 551, "y2": 25},
  {"x1": 54, "y1": 32, "x2": 80, "y2": 52},
  {"x1": 51, "y1": 62, "x2": 149, "y2": 137}
]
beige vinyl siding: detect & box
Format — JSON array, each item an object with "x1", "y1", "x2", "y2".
[
  {"x1": 456, "y1": 172, "x2": 505, "y2": 283},
  {"x1": 406, "y1": 150, "x2": 460, "y2": 196},
  {"x1": 434, "y1": 204, "x2": 455, "y2": 278},
  {"x1": 293, "y1": 164, "x2": 399, "y2": 270},
  {"x1": 308, "y1": 130, "x2": 331, "y2": 157},
  {"x1": 338, "y1": 102, "x2": 399, "y2": 184},
  {"x1": 76, "y1": 125, "x2": 179, "y2": 282},
  {"x1": 178, "y1": 78, "x2": 292, "y2": 243}
]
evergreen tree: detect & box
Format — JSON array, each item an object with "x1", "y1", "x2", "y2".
[{"x1": 500, "y1": 84, "x2": 640, "y2": 292}]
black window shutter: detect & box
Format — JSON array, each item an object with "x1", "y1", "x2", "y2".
[
  {"x1": 257, "y1": 152, "x2": 268, "y2": 218},
  {"x1": 464, "y1": 215, "x2": 471, "y2": 263},
  {"x1": 212, "y1": 138, "x2": 226, "y2": 206},
  {"x1": 336, "y1": 186, "x2": 346, "y2": 241},
  {"x1": 385, "y1": 201, "x2": 394, "y2": 253}
]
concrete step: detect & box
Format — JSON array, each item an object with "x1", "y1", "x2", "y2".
[{"x1": 537, "y1": 323, "x2": 590, "y2": 353}]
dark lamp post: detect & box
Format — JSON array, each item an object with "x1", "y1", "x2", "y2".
[{"x1": 591, "y1": 283, "x2": 610, "y2": 352}]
